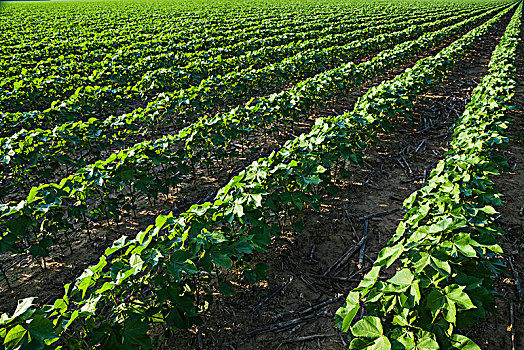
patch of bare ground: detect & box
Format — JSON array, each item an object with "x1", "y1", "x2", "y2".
[{"x1": 158, "y1": 14, "x2": 513, "y2": 350}]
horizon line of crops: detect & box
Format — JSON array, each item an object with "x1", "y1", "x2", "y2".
[
  {"x1": 1, "y1": 7, "x2": 445, "y2": 112},
  {"x1": 1, "y1": 6, "x2": 347, "y2": 61},
  {"x1": 0, "y1": 6, "x2": 453, "y2": 119},
  {"x1": 2, "y1": 5, "x2": 429, "y2": 91},
  {"x1": 1, "y1": 5, "x2": 383, "y2": 58},
  {"x1": 0, "y1": 5, "x2": 465, "y2": 122}
]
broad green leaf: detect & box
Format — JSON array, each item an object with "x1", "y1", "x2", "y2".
[
  {"x1": 417, "y1": 334, "x2": 439, "y2": 350},
  {"x1": 450, "y1": 334, "x2": 481, "y2": 350},
  {"x1": 77, "y1": 270, "x2": 95, "y2": 298},
  {"x1": 430, "y1": 256, "x2": 451, "y2": 275},
  {"x1": 412, "y1": 252, "x2": 431, "y2": 273},
  {"x1": 244, "y1": 263, "x2": 270, "y2": 281},
  {"x1": 445, "y1": 285, "x2": 475, "y2": 310},
  {"x1": 233, "y1": 202, "x2": 244, "y2": 217},
  {"x1": 356, "y1": 266, "x2": 381, "y2": 294},
  {"x1": 4, "y1": 325, "x2": 28, "y2": 348},
  {"x1": 352, "y1": 316, "x2": 383, "y2": 338},
  {"x1": 211, "y1": 252, "x2": 232, "y2": 269},
  {"x1": 375, "y1": 243, "x2": 403, "y2": 268},
  {"x1": 478, "y1": 206, "x2": 496, "y2": 215},
  {"x1": 350, "y1": 335, "x2": 391, "y2": 350},
  {"x1": 122, "y1": 315, "x2": 152, "y2": 349},
  {"x1": 388, "y1": 269, "x2": 414, "y2": 288},
  {"x1": 155, "y1": 214, "x2": 171, "y2": 228},
  {"x1": 392, "y1": 331, "x2": 415, "y2": 349},
  {"x1": 443, "y1": 298, "x2": 457, "y2": 324},
  {"x1": 218, "y1": 280, "x2": 236, "y2": 296},
  {"x1": 426, "y1": 288, "x2": 446, "y2": 320},
  {"x1": 27, "y1": 314, "x2": 56, "y2": 340},
  {"x1": 411, "y1": 279, "x2": 421, "y2": 305},
  {"x1": 11, "y1": 298, "x2": 36, "y2": 319},
  {"x1": 454, "y1": 236, "x2": 477, "y2": 258},
  {"x1": 427, "y1": 217, "x2": 453, "y2": 234},
  {"x1": 335, "y1": 291, "x2": 360, "y2": 332}
]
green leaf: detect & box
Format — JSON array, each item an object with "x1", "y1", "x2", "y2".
[
  {"x1": 335, "y1": 291, "x2": 360, "y2": 332},
  {"x1": 218, "y1": 280, "x2": 236, "y2": 296},
  {"x1": 122, "y1": 314, "x2": 152, "y2": 349},
  {"x1": 352, "y1": 316, "x2": 383, "y2": 338},
  {"x1": 443, "y1": 298, "x2": 457, "y2": 324},
  {"x1": 375, "y1": 243, "x2": 403, "y2": 268},
  {"x1": 4, "y1": 325, "x2": 28, "y2": 348},
  {"x1": 392, "y1": 331, "x2": 415, "y2": 349},
  {"x1": 388, "y1": 269, "x2": 414, "y2": 288},
  {"x1": 29, "y1": 244, "x2": 50, "y2": 258},
  {"x1": 478, "y1": 206, "x2": 496, "y2": 215},
  {"x1": 426, "y1": 288, "x2": 446, "y2": 320},
  {"x1": 155, "y1": 213, "x2": 171, "y2": 228},
  {"x1": 233, "y1": 202, "x2": 244, "y2": 217},
  {"x1": 11, "y1": 298, "x2": 36, "y2": 319},
  {"x1": 450, "y1": 334, "x2": 481, "y2": 350},
  {"x1": 232, "y1": 241, "x2": 253, "y2": 255},
  {"x1": 445, "y1": 285, "x2": 475, "y2": 310},
  {"x1": 454, "y1": 236, "x2": 477, "y2": 258},
  {"x1": 28, "y1": 315, "x2": 55, "y2": 339},
  {"x1": 63, "y1": 310, "x2": 79, "y2": 331},
  {"x1": 410, "y1": 280, "x2": 421, "y2": 306},
  {"x1": 412, "y1": 252, "x2": 430, "y2": 273},
  {"x1": 350, "y1": 335, "x2": 391, "y2": 349},
  {"x1": 211, "y1": 252, "x2": 232, "y2": 269},
  {"x1": 77, "y1": 270, "x2": 94, "y2": 298},
  {"x1": 244, "y1": 263, "x2": 270, "y2": 281},
  {"x1": 430, "y1": 255, "x2": 451, "y2": 275},
  {"x1": 249, "y1": 194, "x2": 263, "y2": 207},
  {"x1": 427, "y1": 217, "x2": 453, "y2": 234},
  {"x1": 416, "y1": 332, "x2": 439, "y2": 350},
  {"x1": 292, "y1": 220, "x2": 304, "y2": 232},
  {"x1": 115, "y1": 165, "x2": 134, "y2": 181},
  {"x1": 303, "y1": 175, "x2": 321, "y2": 185},
  {"x1": 252, "y1": 232, "x2": 271, "y2": 249},
  {"x1": 392, "y1": 221, "x2": 407, "y2": 241},
  {"x1": 90, "y1": 324, "x2": 122, "y2": 349},
  {"x1": 356, "y1": 266, "x2": 381, "y2": 295},
  {"x1": 6, "y1": 216, "x2": 32, "y2": 237}
]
